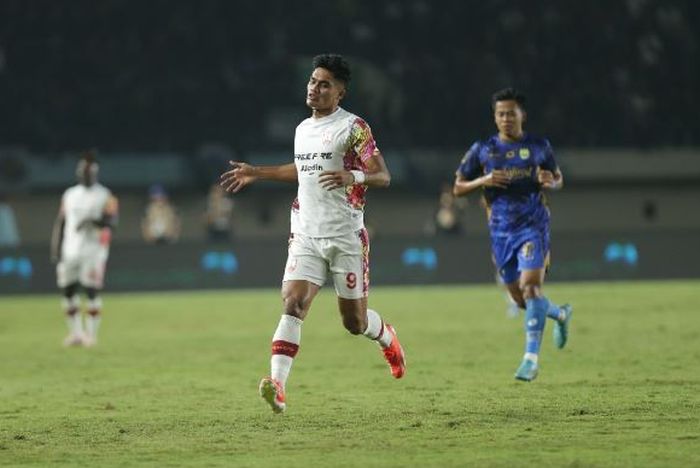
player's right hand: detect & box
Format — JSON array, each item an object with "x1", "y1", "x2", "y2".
[
  {"x1": 220, "y1": 161, "x2": 257, "y2": 193},
  {"x1": 482, "y1": 170, "x2": 510, "y2": 188}
]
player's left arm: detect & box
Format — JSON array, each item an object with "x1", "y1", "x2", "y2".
[
  {"x1": 318, "y1": 148, "x2": 391, "y2": 190},
  {"x1": 360, "y1": 147, "x2": 391, "y2": 187},
  {"x1": 319, "y1": 118, "x2": 390, "y2": 190},
  {"x1": 537, "y1": 167, "x2": 563, "y2": 190},
  {"x1": 537, "y1": 139, "x2": 564, "y2": 190},
  {"x1": 100, "y1": 195, "x2": 119, "y2": 228},
  {"x1": 77, "y1": 195, "x2": 119, "y2": 230}
]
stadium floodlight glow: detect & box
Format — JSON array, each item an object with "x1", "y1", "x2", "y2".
[
  {"x1": 604, "y1": 242, "x2": 639, "y2": 266},
  {"x1": 401, "y1": 247, "x2": 437, "y2": 271},
  {"x1": 0, "y1": 256, "x2": 33, "y2": 279},
  {"x1": 201, "y1": 251, "x2": 239, "y2": 275}
]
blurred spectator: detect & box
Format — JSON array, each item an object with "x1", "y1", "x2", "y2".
[
  {"x1": 195, "y1": 143, "x2": 237, "y2": 189},
  {"x1": 642, "y1": 200, "x2": 658, "y2": 223},
  {"x1": 204, "y1": 183, "x2": 234, "y2": 242},
  {"x1": 0, "y1": 192, "x2": 20, "y2": 247},
  {"x1": 141, "y1": 184, "x2": 181, "y2": 244},
  {"x1": 430, "y1": 183, "x2": 466, "y2": 236}
]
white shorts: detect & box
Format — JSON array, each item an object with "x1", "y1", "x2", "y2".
[
  {"x1": 283, "y1": 229, "x2": 370, "y2": 299},
  {"x1": 56, "y1": 249, "x2": 109, "y2": 289}
]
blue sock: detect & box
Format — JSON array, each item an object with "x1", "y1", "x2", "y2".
[
  {"x1": 543, "y1": 297, "x2": 562, "y2": 321},
  {"x1": 524, "y1": 297, "x2": 548, "y2": 356}
]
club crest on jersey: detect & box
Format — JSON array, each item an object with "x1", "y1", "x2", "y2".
[
  {"x1": 506, "y1": 150, "x2": 516, "y2": 159},
  {"x1": 321, "y1": 130, "x2": 333, "y2": 147},
  {"x1": 519, "y1": 148, "x2": 531, "y2": 160}
]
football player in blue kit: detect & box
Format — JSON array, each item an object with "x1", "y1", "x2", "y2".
[{"x1": 453, "y1": 88, "x2": 572, "y2": 381}]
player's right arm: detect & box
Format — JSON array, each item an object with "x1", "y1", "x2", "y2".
[
  {"x1": 452, "y1": 143, "x2": 509, "y2": 197},
  {"x1": 50, "y1": 201, "x2": 65, "y2": 263},
  {"x1": 453, "y1": 171, "x2": 510, "y2": 196},
  {"x1": 220, "y1": 161, "x2": 298, "y2": 193}
]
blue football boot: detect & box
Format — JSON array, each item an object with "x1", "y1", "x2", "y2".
[
  {"x1": 514, "y1": 358, "x2": 539, "y2": 381},
  {"x1": 553, "y1": 304, "x2": 573, "y2": 349}
]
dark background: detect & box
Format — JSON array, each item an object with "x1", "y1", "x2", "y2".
[
  {"x1": 1, "y1": 0, "x2": 698, "y2": 152},
  {"x1": 1, "y1": 0, "x2": 698, "y2": 292}
]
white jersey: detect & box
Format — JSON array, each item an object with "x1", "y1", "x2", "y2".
[
  {"x1": 61, "y1": 183, "x2": 112, "y2": 259},
  {"x1": 291, "y1": 107, "x2": 378, "y2": 237}
]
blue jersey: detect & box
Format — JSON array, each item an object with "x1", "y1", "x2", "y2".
[{"x1": 456, "y1": 133, "x2": 558, "y2": 238}]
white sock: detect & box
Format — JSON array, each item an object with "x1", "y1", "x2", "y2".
[
  {"x1": 524, "y1": 352, "x2": 539, "y2": 363},
  {"x1": 67, "y1": 314, "x2": 84, "y2": 335},
  {"x1": 270, "y1": 314, "x2": 302, "y2": 389},
  {"x1": 86, "y1": 298, "x2": 102, "y2": 339},
  {"x1": 62, "y1": 296, "x2": 83, "y2": 335},
  {"x1": 363, "y1": 308, "x2": 393, "y2": 348}
]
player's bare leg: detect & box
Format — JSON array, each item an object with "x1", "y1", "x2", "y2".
[
  {"x1": 338, "y1": 297, "x2": 405, "y2": 378},
  {"x1": 260, "y1": 280, "x2": 319, "y2": 413}
]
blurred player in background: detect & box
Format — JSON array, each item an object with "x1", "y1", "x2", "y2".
[
  {"x1": 221, "y1": 53, "x2": 406, "y2": 413},
  {"x1": 453, "y1": 88, "x2": 572, "y2": 381},
  {"x1": 51, "y1": 150, "x2": 118, "y2": 347}
]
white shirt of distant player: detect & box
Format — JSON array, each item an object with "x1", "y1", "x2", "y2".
[
  {"x1": 292, "y1": 107, "x2": 375, "y2": 238},
  {"x1": 61, "y1": 183, "x2": 112, "y2": 259}
]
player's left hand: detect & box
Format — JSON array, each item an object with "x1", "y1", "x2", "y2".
[
  {"x1": 537, "y1": 169, "x2": 557, "y2": 189},
  {"x1": 319, "y1": 170, "x2": 354, "y2": 190}
]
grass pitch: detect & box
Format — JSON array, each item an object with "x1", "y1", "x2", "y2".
[{"x1": 1, "y1": 281, "x2": 699, "y2": 467}]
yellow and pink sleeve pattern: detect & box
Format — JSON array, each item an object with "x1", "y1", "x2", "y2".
[
  {"x1": 344, "y1": 118, "x2": 376, "y2": 170},
  {"x1": 343, "y1": 118, "x2": 377, "y2": 210}
]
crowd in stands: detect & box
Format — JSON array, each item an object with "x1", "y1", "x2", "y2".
[{"x1": 0, "y1": 0, "x2": 697, "y2": 152}]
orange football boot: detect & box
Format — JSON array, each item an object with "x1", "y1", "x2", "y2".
[{"x1": 382, "y1": 324, "x2": 406, "y2": 379}]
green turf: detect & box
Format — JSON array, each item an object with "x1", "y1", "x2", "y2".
[{"x1": 1, "y1": 281, "x2": 699, "y2": 467}]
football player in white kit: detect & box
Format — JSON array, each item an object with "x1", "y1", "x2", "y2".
[
  {"x1": 221, "y1": 54, "x2": 406, "y2": 413},
  {"x1": 51, "y1": 151, "x2": 118, "y2": 347}
]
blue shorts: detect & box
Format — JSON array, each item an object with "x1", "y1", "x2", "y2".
[{"x1": 492, "y1": 229, "x2": 550, "y2": 284}]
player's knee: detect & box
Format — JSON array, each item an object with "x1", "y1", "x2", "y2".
[
  {"x1": 85, "y1": 287, "x2": 98, "y2": 300},
  {"x1": 63, "y1": 283, "x2": 79, "y2": 298},
  {"x1": 520, "y1": 284, "x2": 541, "y2": 300},
  {"x1": 282, "y1": 294, "x2": 306, "y2": 318},
  {"x1": 508, "y1": 289, "x2": 526, "y2": 308},
  {"x1": 342, "y1": 314, "x2": 366, "y2": 335}
]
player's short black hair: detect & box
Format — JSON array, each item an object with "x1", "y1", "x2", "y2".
[
  {"x1": 76, "y1": 148, "x2": 99, "y2": 183},
  {"x1": 81, "y1": 148, "x2": 98, "y2": 164},
  {"x1": 312, "y1": 54, "x2": 351, "y2": 86},
  {"x1": 491, "y1": 87, "x2": 526, "y2": 110}
]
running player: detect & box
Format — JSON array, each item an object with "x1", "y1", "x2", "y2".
[
  {"x1": 220, "y1": 54, "x2": 406, "y2": 413},
  {"x1": 453, "y1": 88, "x2": 572, "y2": 381},
  {"x1": 51, "y1": 150, "x2": 118, "y2": 347}
]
